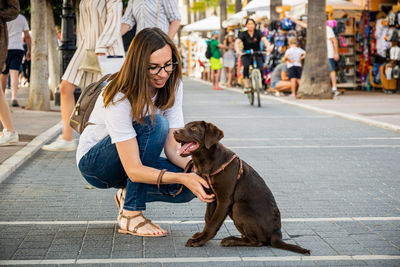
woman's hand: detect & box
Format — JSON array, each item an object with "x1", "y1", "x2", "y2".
[{"x1": 181, "y1": 173, "x2": 215, "y2": 203}]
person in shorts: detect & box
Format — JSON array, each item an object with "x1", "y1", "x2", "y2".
[
  {"x1": 208, "y1": 30, "x2": 229, "y2": 90},
  {"x1": 269, "y1": 62, "x2": 291, "y2": 96},
  {"x1": 283, "y1": 37, "x2": 305, "y2": 97},
  {"x1": 0, "y1": 13, "x2": 30, "y2": 107}
]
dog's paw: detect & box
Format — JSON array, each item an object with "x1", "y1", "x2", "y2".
[
  {"x1": 185, "y1": 237, "x2": 207, "y2": 247},
  {"x1": 191, "y1": 232, "x2": 203, "y2": 239},
  {"x1": 220, "y1": 237, "x2": 236, "y2": 247}
]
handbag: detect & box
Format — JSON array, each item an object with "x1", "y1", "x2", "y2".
[{"x1": 78, "y1": 49, "x2": 102, "y2": 73}]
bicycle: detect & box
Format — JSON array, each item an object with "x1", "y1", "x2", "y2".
[{"x1": 242, "y1": 49, "x2": 266, "y2": 107}]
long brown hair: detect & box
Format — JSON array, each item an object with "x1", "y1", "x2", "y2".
[{"x1": 103, "y1": 27, "x2": 182, "y2": 124}]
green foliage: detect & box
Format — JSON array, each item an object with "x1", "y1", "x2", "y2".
[{"x1": 191, "y1": 0, "x2": 219, "y2": 12}]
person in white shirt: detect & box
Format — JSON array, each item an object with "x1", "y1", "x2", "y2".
[
  {"x1": 77, "y1": 28, "x2": 214, "y2": 238},
  {"x1": 283, "y1": 37, "x2": 306, "y2": 97},
  {"x1": 288, "y1": 17, "x2": 340, "y2": 96},
  {"x1": 0, "y1": 13, "x2": 30, "y2": 107}
]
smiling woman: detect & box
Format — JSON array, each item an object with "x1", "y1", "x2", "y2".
[{"x1": 76, "y1": 28, "x2": 214, "y2": 238}]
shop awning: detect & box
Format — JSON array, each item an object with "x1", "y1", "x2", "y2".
[
  {"x1": 223, "y1": 10, "x2": 270, "y2": 27},
  {"x1": 243, "y1": 0, "x2": 363, "y2": 12},
  {"x1": 182, "y1": 16, "x2": 221, "y2": 32}
]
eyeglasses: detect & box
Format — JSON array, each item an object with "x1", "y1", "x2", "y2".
[{"x1": 148, "y1": 62, "x2": 178, "y2": 75}]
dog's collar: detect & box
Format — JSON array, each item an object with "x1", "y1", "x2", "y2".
[{"x1": 204, "y1": 154, "x2": 243, "y2": 195}]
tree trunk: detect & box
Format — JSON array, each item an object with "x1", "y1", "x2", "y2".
[
  {"x1": 297, "y1": 0, "x2": 332, "y2": 99},
  {"x1": 186, "y1": 0, "x2": 191, "y2": 25},
  {"x1": 26, "y1": 0, "x2": 50, "y2": 110},
  {"x1": 235, "y1": 0, "x2": 241, "y2": 13},
  {"x1": 46, "y1": 0, "x2": 60, "y2": 95},
  {"x1": 219, "y1": 0, "x2": 227, "y2": 43},
  {"x1": 270, "y1": 0, "x2": 281, "y2": 21}
]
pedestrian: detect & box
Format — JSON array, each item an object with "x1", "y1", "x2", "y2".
[
  {"x1": 120, "y1": 0, "x2": 181, "y2": 40},
  {"x1": 0, "y1": 0, "x2": 19, "y2": 147},
  {"x1": 223, "y1": 32, "x2": 235, "y2": 88},
  {"x1": 269, "y1": 62, "x2": 291, "y2": 96},
  {"x1": 42, "y1": 0, "x2": 124, "y2": 152},
  {"x1": 288, "y1": 17, "x2": 340, "y2": 96},
  {"x1": 0, "y1": 13, "x2": 30, "y2": 107},
  {"x1": 208, "y1": 30, "x2": 229, "y2": 90},
  {"x1": 234, "y1": 18, "x2": 271, "y2": 93},
  {"x1": 77, "y1": 28, "x2": 214, "y2": 237},
  {"x1": 283, "y1": 37, "x2": 306, "y2": 97}
]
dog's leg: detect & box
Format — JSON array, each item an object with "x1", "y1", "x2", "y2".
[
  {"x1": 186, "y1": 201, "x2": 231, "y2": 247},
  {"x1": 191, "y1": 202, "x2": 217, "y2": 239},
  {"x1": 221, "y1": 236, "x2": 263, "y2": 247}
]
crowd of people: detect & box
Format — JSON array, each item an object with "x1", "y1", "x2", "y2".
[{"x1": 203, "y1": 17, "x2": 341, "y2": 98}]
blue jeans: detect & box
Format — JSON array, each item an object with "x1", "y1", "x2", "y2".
[{"x1": 78, "y1": 115, "x2": 195, "y2": 211}]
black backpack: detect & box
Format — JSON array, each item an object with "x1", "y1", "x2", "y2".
[{"x1": 205, "y1": 40, "x2": 212, "y2": 59}]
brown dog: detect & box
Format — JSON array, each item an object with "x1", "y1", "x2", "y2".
[{"x1": 174, "y1": 121, "x2": 311, "y2": 255}]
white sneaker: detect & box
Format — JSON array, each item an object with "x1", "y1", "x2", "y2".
[
  {"x1": 42, "y1": 135, "x2": 77, "y2": 151},
  {"x1": 0, "y1": 129, "x2": 19, "y2": 146},
  {"x1": 333, "y1": 90, "x2": 340, "y2": 97}
]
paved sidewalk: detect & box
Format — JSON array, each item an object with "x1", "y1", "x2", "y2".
[{"x1": 0, "y1": 78, "x2": 399, "y2": 266}]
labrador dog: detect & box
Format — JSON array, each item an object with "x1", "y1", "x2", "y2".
[{"x1": 174, "y1": 121, "x2": 311, "y2": 255}]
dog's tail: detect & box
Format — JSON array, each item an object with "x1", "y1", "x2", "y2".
[{"x1": 271, "y1": 233, "x2": 311, "y2": 255}]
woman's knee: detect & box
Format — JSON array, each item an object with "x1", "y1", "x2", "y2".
[{"x1": 143, "y1": 114, "x2": 169, "y2": 137}]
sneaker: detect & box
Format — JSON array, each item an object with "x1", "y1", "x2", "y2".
[
  {"x1": 0, "y1": 129, "x2": 19, "y2": 146},
  {"x1": 42, "y1": 135, "x2": 77, "y2": 151},
  {"x1": 333, "y1": 90, "x2": 340, "y2": 97},
  {"x1": 274, "y1": 91, "x2": 281, "y2": 97},
  {"x1": 11, "y1": 100, "x2": 19, "y2": 107},
  {"x1": 243, "y1": 88, "x2": 251, "y2": 94}
]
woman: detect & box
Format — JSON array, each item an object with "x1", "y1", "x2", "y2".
[
  {"x1": 120, "y1": 0, "x2": 181, "y2": 40},
  {"x1": 77, "y1": 28, "x2": 214, "y2": 237},
  {"x1": 43, "y1": 0, "x2": 124, "y2": 151},
  {"x1": 223, "y1": 33, "x2": 235, "y2": 88},
  {"x1": 235, "y1": 18, "x2": 271, "y2": 93}
]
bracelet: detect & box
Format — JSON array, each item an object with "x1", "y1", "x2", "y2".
[{"x1": 157, "y1": 169, "x2": 167, "y2": 192}]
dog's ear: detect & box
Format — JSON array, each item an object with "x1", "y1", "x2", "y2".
[{"x1": 204, "y1": 122, "x2": 224, "y2": 149}]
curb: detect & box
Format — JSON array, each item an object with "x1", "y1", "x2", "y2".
[
  {"x1": 0, "y1": 121, "x2": 63, "y2": 184},
  {"x1": 187, "y1": 77, "x2": 400, "y2": 133}
]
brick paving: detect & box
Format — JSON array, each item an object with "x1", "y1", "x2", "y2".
[{"x1": 0, "y1": 78, "x2": 399, "y2": 266}]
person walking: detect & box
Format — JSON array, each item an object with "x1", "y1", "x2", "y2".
[
  {"x1": 42, "y1": 0, "x2": 124, "y2": 152},
  {"x1": 235, "y1": 18, "x2": 271, "y2": 93},
  {"x1": 120, "y1": 0, "x2": 181, "y2": 40},
  {"x1": 77, "y1": 28, "x2": 214, "y2": 237},
  {"x1": 0, "y1": 13, "x2": 30, "y2": 107},
  {"x1": 0, "y1": 0, "x2": 19, "y2": 147},
  {"x1": 208, "y1": 31, "x2": 229, "y2": 90},
  {"x1": 223, "y1": 32, "x2": 235, "y2": 88}
]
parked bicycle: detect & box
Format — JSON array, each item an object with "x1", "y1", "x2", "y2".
[{"x1": 242, "y1": 49, "x2": 266, "y2": 107}]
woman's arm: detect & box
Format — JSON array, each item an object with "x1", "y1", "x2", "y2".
[
  {"x1": 168, "y1": 20, "x2": 181, "y2": 39},
  {"x1": 261, "y1": 36, "x2": 272, "y2": 53},
  {"x1": 116, "y1": 138, "x2": 214, "y2": 203},
  {"x1": 234, "y1": 38, "x2": 242, "y2": 55}
]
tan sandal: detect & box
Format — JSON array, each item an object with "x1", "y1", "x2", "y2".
[
  {"x1": 114, "y1": 188, "x2": 125, "y2": 212},
  {"x1": 117, "y1": 212, "x2": 167, "y2": 237}
]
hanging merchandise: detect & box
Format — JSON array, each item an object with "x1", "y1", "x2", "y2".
[
  {"x1": 357, "y1": 11, "x2": 372, "y2": 84},
  {"x1": 281, "y1": 17, "x2": 293, "y2": 31}
]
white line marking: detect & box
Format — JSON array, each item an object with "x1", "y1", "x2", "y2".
[
  {"x1": 223, "y1": 137, "x2": 400, "y2": 141},
  {"x1": 1, "y1": 255, "x2": 399, "y2": 265},
  {"x1": 1, "y1": 217, "x2": 400, "y2": 225},
  {"x1": 229, "y1": 145, "x2": 400, "y2": 149}
]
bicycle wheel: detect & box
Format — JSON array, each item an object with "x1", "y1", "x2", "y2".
[
  {"x1": 247, "y1": 80, "x2": 254, "y2": 106},
  {"x1": 251, "y1": 69, "x2": 262, "y2": 107}
]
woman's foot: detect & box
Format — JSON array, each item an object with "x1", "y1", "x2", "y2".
[{"x1": 118, "y1": 210, "x2": 167, "y2": 237}]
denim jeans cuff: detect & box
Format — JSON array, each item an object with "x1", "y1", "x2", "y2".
[{"x1": 123, "y1": 204, "x2": 146, "y2": 211}]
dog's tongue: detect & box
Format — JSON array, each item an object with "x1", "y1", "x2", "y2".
[{"x1": 177, "y1": 142, "x2": 196, "y2": 155}]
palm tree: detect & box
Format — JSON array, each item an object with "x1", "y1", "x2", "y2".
[
  {"x1": 235, "y1": 0, "x2": 241, "y2": 13},
  {"x1": 270, "y1": 0, "x2": 281, "y2": 21},
  {"x1": 297, "y1": 0, "x2": 332, "y2": 99},
  {"x1": 27, "y1": 0, "x2": 50, "y2": 110}
]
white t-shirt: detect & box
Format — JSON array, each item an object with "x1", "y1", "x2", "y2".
[
  {"x1": 7, "y1": 14, "x2": 29, "y2": 51},
  {"x1": 284, "y1": 47, "x2": 305, "y2": 68},
  {"x1": 76, "y1": 82, "x2": 184, "y2": 165},
  {"x1": 326, "y1": 26, "x2": 335, "y2": 59}
]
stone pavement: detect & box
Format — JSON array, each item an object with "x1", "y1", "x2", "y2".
[{"x1": 0, "y1": 78, "x2": 399, "y2": 266}]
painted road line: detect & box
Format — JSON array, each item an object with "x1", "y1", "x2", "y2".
[
  {"x1": 1, "y1": 255, "x2": 399, "y2": 265},
  {"x1": 229, "y1": 145, "x2": 400, "y2": 149},
  {"x1": 1, "y1": 217, "x2": 400, "y2": 225}
]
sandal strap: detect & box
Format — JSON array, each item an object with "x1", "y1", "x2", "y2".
[{"x1": 119, "y1": 212, "x2": 161, "y2": 233}]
